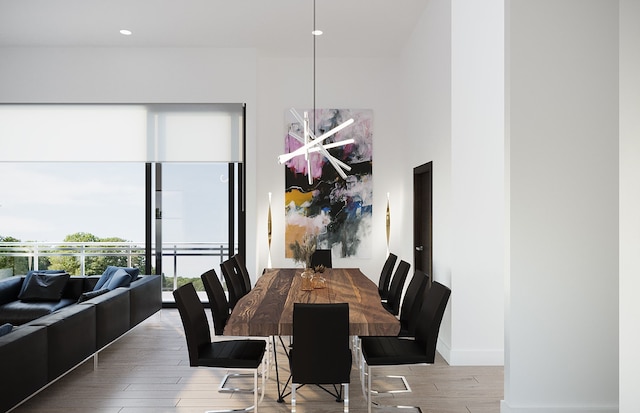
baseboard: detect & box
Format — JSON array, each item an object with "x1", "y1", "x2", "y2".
[
  {"x1": 437, "y1": 339, "x2": 504, "y2": 366},
  {"x1": 500, "y1": 400, "x2": 619, "y2": 413}
]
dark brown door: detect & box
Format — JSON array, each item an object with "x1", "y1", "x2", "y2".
[{"x1": 413, "y1": 162, "x2": 433, "y2": 286}]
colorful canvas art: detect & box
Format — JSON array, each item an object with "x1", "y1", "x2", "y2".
[{"x1": 284, "y1": 108, "x2": 373, "y2": 259}]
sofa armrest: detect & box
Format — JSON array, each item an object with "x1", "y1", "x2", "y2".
[
  {"x1": 0, "y1": 325, "x2": 48, "y2": 413},
  {"x1": 129, "y1": 275, "x2": 161, "y2": 327},
  {"x1": 0, "y1": 276, "x2": 23, "y2": 305}
]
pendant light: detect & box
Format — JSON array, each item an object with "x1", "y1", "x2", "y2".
[{"x1": 278, "y1": 0, "x2": 355, "y2": 184}]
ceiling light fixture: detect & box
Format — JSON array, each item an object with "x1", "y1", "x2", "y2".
[
  {"x1": 278, "y1": 0, "x2": 354, "y2": 185},
  {"x1": 119, "y1": 29, "x2": 132, "y2": 36}
]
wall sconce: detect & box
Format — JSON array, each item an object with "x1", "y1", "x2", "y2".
[
  {"x1": 267, "y1": 192, "x2": 273, "y2": 269},
  {"x1": 386, "y1": 192, "x2": 391, "y2": 256}
]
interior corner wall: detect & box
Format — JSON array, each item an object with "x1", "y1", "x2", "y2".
[
  {"x1": 450, "y1": 0, "x2": 505, "y2": 366},
  {"x1": 619, "y1": 0, "x2": 640, "y2": 411},
  {"x1": 504, "y1": 1, "x2": 619, "y2": 412},
  {"x1": 401, "y1": 0, "x2": 505, "y2": 366},
  {"x1": 400, "y1": 0, "x2": 454, "y2": 357}
]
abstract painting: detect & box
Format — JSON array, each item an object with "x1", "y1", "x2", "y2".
[{"x1": 284, "y1": 108, "x2": 373, "y2": 259}]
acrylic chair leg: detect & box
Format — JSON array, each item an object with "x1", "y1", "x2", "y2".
[
  {"x1": 343, "y1": 383, "x2": 349, "y2": 412},
  {"x1": 367, "y1": 365, "x2": 372, "y2": 413},
  {"x1": 291, "y1": 383, "x2": 297, "y2": 413},
  {"x1": 254, "y1": 369, "x2": 258, "y2": 413}
]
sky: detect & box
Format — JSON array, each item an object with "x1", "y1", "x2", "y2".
[{"x1": 0, "y1": 162, "x2": 230, "y2": 243}]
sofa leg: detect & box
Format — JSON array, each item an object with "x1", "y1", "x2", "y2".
[{"x1": 94, "y1": 353, "x2": 98, "y2": 370}]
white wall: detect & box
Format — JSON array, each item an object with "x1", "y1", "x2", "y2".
[
  {"x1": 504, "y1": 1, "x2": 619, "y2": 411},
  {"x1": 401, "y1": 0, "x2": 453, "y2": 355},
  {"x1": 401, "y1": 0, "x2": 505, "y2": 365},
  {"x1": 619, "y1": 0, "x2": 640, "y2": 411},
  {"x1": 450, "y1": 0, "x2": 505, "y2": 366}
]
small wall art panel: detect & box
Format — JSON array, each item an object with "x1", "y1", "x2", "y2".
[{"x1": 284, "y1": 108, "x2": 373, "y2": 259}]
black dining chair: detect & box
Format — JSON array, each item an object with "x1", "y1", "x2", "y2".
[
  {"x1": 398, "y1": 270, "x2": 429, "y2": 337},
  {"x1": 290, "y1": 303, "x2": 351, "y2": 413},
  {"x1": 173, "y1": 282, "x2": 267, "y2": 412},
  {"x1": 310, "y1": 249, "x2": 333, "y2": 269},
  {"x1": 382, "y1": 260, "x2": 410, "y2": 316},
  {"x1": 377, "y1": 253, "x2": 398, "y2": 301},
  {"x1": 359, "y1": 281, "x2": 451, "y2": 413},
  {"x1": 221, "y1": 257, "x2": 246, "y2": 310},
  {"x1": 232, "y1": 254, "x2": 252, "y2": 295},
  {"x1": 201, "y1": 268, "x2": 265, "y2": 394},
  {"x1": 200, "y1": 268, "x2": 230, "y2": 336}
]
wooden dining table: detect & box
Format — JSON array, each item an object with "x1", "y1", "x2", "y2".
[{"x1": 224, "y1": 267, "x2": 400, "y2": 337}]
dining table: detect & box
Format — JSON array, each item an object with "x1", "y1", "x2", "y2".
[
  {"x1": 224, "y1": 267, "x2": 400, "y2": 337},
  {"x1": 223, "y1": 267, "x2": 400, "y2": 403}
]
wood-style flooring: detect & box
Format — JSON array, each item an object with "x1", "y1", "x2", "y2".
[{"x1": 10, "y1": 309, "x2": 503, "y2": 413}]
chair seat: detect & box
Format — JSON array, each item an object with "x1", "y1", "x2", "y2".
[
  {"x1": 360, "y1": 336, "x2": 429, "y2": 366},
  {"x1": 290, "y1": 348, "x2": 352, "y2": 384},
  {"x1": 198, "y1": 339, "x2": 266, "y2": 369}
]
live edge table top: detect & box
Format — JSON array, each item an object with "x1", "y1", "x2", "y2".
[{"x1": 223, "y1": 267, "x2": 400, "y2": 337}]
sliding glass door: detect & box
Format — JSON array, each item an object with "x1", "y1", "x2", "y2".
[{"x1": 155, "y1": 162, "x2": 238, "y2": 300}]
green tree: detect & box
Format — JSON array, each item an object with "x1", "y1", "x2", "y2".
[
  {"x1": 1, "y1": 235, "x2": 52, "y2": 275},
  {"x1": 48, "y1": 232, "x2": 144, "y2": 276},
  {"x1": 0, "y1": 235, "x2": 20, "y2": 276}
]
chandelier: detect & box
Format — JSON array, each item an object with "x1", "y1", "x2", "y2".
[{"x1": 277, "y1": 0, "x2": 355, "y2": 185}]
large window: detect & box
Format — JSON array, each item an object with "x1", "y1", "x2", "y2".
[{"x1": 0, "y1": 104, "x2": 246, "y2": 303}]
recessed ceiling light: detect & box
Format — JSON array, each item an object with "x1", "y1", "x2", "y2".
[
  {"x1": 311, "y1": 30, "x2": 323, "y2": 36},
  {"x1": 119, "y1": 29, "x2": 132, "y2": 36}
]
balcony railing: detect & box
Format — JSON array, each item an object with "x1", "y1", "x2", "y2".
[{"x1": 0, "y1": 241, "x2": 236, "y2": 292}]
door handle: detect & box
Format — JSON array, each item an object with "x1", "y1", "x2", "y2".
[{"x1": 415, "y1": 245, "x2": 424, "y2": 251}]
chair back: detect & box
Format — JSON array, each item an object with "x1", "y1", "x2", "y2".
[
  {"x1": 310, "y1": 249, "x2": 332, "y2": 269},
  {"x1": 378, "y1": 252, "x2": 398, "y2": 299},
  {"x1": 232, "y1": 254, "x2": 252, "y2": 294},
  {"x1": 200, "y1": 268, "x2": 229, "y2": 336},
  {"x1": 291, "y1": 303, "x2": 351, "y2": 384},
  {"x1": 399, "y1": 270, "x2": 428, "y2": 336},
  {"x1": 220, "y1": 258, "x2": 245, "y2": 309},
  {"x1": 386, "y1": 260, "x2": 411, "y2": 315},
  {"x1": 173, "y1": 283, "x2": 211, "y2": 367},
  {"x1": 414, "y1": 281, "x2": 451, "y2": 363}
]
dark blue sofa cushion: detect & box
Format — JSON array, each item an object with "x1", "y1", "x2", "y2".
[
  {"x1": 18, "y1": 270, "x2": 66, "y2": 298},
  {"x1": 105, "y1": 268, "x2": 134, "y2": 290},
  {"x1": 94, "y1": 266, "x2": 139, "y2": 291},
  {"x1": 18, "y1": 272, "x2": 70, "y2": 302},
  {"x1": 0, "y1": 323, "x2": 12, "y2": 337},
  {"x1": 77, "y1": 288, "x2": 110, "y2": 303},
  {"x1": 0, "y1": 298, "x2": 76, "y2": 325}
]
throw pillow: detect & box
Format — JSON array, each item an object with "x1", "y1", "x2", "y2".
[
  {"x1": 77, "y1": 288, "x2": 110, "y2": 303},
  {"x1": 94, "y1": 266, "x2": 140, "y2": 291},
  {"x1": 0, "y1": 323, "x2": 12, "y2": 337},
  {"x1": 105, "y1": 268, "x2": 133, "y2": 290},
  {"x1": 18, "y1": 272, "x2": 70, "y2": 302},
  {"x1": 94, "y1": 266, "x2": 120, "y2": 291},
  {"x1": 18, "y1": 269, "x2": 67, "y2": 297}
]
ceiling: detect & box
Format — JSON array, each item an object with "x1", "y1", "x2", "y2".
[{"x1": 0, "y1": 0, "x2": 428, "y2": 58}]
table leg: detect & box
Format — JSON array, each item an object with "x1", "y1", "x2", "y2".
[{"x1": 274, "y1": 335, "x2": 292, "y2": 403}]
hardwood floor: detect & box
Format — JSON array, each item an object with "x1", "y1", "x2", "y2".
[{"x1": 11, "y1": 310, "x2": 503, "y2": 413}]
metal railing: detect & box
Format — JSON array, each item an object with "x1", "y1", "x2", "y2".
[{"x1": 0, "y1": 241, "x2": 236, "y2": 291}]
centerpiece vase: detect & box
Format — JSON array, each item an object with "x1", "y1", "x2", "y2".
[{"x1": 300, "y1": 268, "x2": 315, "y2": 291}]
